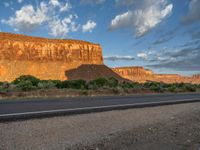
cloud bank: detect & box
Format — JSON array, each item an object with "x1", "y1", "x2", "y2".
[
  {"x1": 104, "y1": 55, "x2": 135, "y2": 61},
  {"x1": 183, "y1": 0, "x2": 200, "y2": 24},
  {"x1": 2, "y1": 1, "x2": 77, "y2": 37},
  {"x1": 82, "y1": 20, "x2": 97, "y2": 33}
]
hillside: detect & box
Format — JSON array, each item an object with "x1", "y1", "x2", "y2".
[{"x1": 66, "y1": 64, "x2": 127, "y2": 81}]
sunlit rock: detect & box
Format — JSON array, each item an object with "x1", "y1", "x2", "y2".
[{"x1": 0, "y1": 32, "x2": 103, "y2": 81}]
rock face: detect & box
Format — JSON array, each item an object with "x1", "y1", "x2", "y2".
[
  {"x1": 112, "y1": 67, "x2": 154, "y2": 83},
  {"x1": 112, "y1": 67, "x2": 200, "y2": 83},
  {"x1": 191, "y1": 74, "x2": 200, "y2": 83},
  {"x1": 0, "y1": 32, "x2": 103, "y2": 81}
]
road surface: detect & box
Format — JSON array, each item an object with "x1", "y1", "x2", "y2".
[{"x1": 0, "y1": 93, "x2": 200, "y2": 121}]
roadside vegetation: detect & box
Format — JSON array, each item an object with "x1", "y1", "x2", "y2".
[{"x1": 0, "y1": 75, "x2": 200, "y2": 98}]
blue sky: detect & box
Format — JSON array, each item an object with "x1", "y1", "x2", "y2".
[{"x1": 0, "y1": 0, "x2": 200, "y2": 76}]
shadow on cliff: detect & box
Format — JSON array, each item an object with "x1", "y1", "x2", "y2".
[{"x1": 65, "y1": 64, "x2": 128, "y2": 81}]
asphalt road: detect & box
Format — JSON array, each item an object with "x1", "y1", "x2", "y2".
[{"x1": 0, "y1": 93, "x2": 200, "y2": 121}]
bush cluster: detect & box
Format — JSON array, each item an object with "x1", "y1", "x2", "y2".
[{"x1": 0, "y1": 75, "x2": 199, "y2": 93}]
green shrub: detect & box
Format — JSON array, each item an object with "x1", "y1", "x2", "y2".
[
  {"x1": 143, "y1": 82, "x2": 153, "y2": 88},
  {"x1": 176, "y1": 82, "x2": 185, "y2": 88},
  {"x1": 70, "y1": 80, "x2": 87, "y2": 89},
  {"x1": 37, "y1": 80, "x2": 57, "y2": 89},
  {"x1": 16, "y1": 80, "x2": 36, "y2": 91},
  {"x1": 149, "y1": 84, "x2": 164, "y2": 92},
  {"x1": 88, "y1": 78, "x2": 108, "y2": 89},
  {"x1": 144, "y1": 82, "x2": 162, "y2": 88},
  {"x1": 57, "y1": 80, "x2": 87, "y2": 89},
  {"x1": 120, "y1": 82, "x2": 131, "y2": 89},
  {"x1": 0, "y1": 84, "x2": 8, "y2": 93},
  {"x1": 12, "y1": 75, "x2": 40, "y2": 86},
  {"x1": 0, "y1": 82, "x2": 13, "y2": 93},
  {"x1": 56, "y1": 80, "x2": 70, "y2": 89},
  {"x1": 87, "y1": 81, "x2": 98, "y2": 90},
  {"x1": 197, "y1": 84, "x2": 200, "y2": 88},
  {"x1": 168, "y1": 85, "x2": 177, "y2": 92},
  {"x1": 184, "y1": 84, "x2": 196, "y2": 92},
  {"x1": 120, "y1": 81, "x2": 139, "y2": 89},
  {"x1": 51, "y1": 80, "x2": 62, "y2": 86},
  {"x1": 108, "y1": 77, "x2": 119, "y2": 88}
]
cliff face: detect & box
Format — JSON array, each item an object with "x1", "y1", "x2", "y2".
[
  {"x1": 112, "y1": 67, "x2": 154, "y2": 83},
  {"x1": 112, "y1": 67, "x2": 200, "y2": 83},
  {"x1": 191, "y1": 74, "x2": 200, "y2": 83},
  {"x1": 0, "y1": 32, "x2": 103, "y2": 81}
]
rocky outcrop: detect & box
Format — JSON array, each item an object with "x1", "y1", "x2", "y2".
[
  {"x1": 66, "y1": 65, "x2": 127, "y2": 81},
  {"x1": 0, "y1": 32, "x2": 103, "y2": 81},
  {"x1": 191, "y1": 74, "x2": 200, "y2": 83},
  {"x1": 112, "y1": 67, "x2": 200, "y2": 84},
  {"x1": 112, "y1": 67, "x2": 154, "y2": 83},
  {"x1": 153, "y1": 74, "x2": 186, "y2": 83}
]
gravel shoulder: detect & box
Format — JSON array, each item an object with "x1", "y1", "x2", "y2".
[{"x1": 1, "y1": 103, "x2": 200, "y2": 150}]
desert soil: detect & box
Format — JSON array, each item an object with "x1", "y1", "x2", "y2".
[{"x1": 0, "y1": 103, "x2": 200, "y2": 150}]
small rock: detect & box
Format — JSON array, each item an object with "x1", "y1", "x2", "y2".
[{"x1": 187, "y1": 139, "x2": 191, "y2": 143}]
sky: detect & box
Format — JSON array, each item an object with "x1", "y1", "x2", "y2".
[{"x1": 0, "y1": 0, "x2": 200, "y2": 76}]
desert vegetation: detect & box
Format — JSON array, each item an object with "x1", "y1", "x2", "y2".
[{"x1": 0, "y1": 75, "x2": 200, "y2": 98}]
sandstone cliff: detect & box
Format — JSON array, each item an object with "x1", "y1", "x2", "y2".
[
  {"x1": 112, "y1": 67, "x2": 200, "y2": 84},
  {"x1": 112, "y1": 67, "x2": 154, "y2": 83},
  {"x1": 0, "y1": 32, "x2": 103, "y2": 81}
]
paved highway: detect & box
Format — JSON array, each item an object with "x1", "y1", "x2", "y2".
[{"x1": 0, "y1": 93, "x2": 200, "y2": 121}]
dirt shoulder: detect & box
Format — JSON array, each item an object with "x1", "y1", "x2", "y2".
[
  {"x1": 1, "y1": 103, "x2": 200, "y2": 150},
  {"x1": 1, "y1": 88, "x2": 200, "y2": 100},
  {"x1": 0, "y1": 88, "x2": 158, "y2": 100}
]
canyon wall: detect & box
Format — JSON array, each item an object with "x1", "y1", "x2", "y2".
[
  {"x1": 0, "y1": 32, "x2": 103, "y2": 81},
  {"x1": 112, "y1": 67, "x2": 154, "y2": 83},
  {"x1": 112, "y1": 67, "x2": 200, "y2": 84}
]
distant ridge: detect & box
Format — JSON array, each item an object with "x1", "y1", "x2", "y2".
[{"x1": 112, "y1": 66, "x2": 200, "y2": 84}]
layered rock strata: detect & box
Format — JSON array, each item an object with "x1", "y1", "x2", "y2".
[
  {"x1": 112, "y1": 67, "x2": 200, "y2": 84},
  {"x1": 112, "y1": 67, "x2": 154, "y2": 83},
  {"x1": 0, "y1": 32, "x2": 103, "y2": 81}
]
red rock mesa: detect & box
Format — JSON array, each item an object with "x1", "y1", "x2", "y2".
[
  {"x1": 0, "y1": 32, "x2": 103, "y2": 81},
  {"x1": 112, "y1": 67, "x2": 200, "y2": 84}
]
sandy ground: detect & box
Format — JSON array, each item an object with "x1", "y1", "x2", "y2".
[{"x1": 0, "y1": 103, "x2": 200, "y2": 150}]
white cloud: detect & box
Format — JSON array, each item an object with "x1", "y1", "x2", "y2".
[
  {"x1": 49, "y1": 15, "x2": 79, "y2": 37},
  {"x1": 82, "y1": 20, "x2": 96, "y2": 32},
  {"x1": 110, "y1": 11, "x2": 132, "y2": 30},
  {"x1": 60, "y1": 2, "x2": 71, "y2": 12},
  {"x1": 49, "y1": 0, "x2": 71, "y2": 12},
  {"x1": 2, "y1": 3, "x2": 48, "y2": 32},
  {"x1": 183, "y1": 0, "x2": 200, "y2": 23},
  {"x1": 137, "y1": 52, "x2": 148, "y2": 60},
  {"x1": 104, "y1": 55, "x2": 135, "y2": 61},
  {"x1": 17, "y1": 0, "x2": 23, "y2": 3},
  {"x1": 110, "y1": 0, "x2": 173, "y2": 37},
  {"x1": 2, "y1": 1, "x2": 78, "y2": 37},
  {"x1": 81, "y1": 0, "x2": 105, "y2": 5},
  {"x1": 49, "y1": 0, "x2": 60, "y2": 6}
]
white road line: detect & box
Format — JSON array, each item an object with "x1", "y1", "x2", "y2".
[{"x1": 0, "y1": 98, "x2": 200, "y2": 118}]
